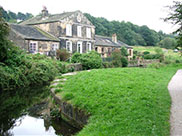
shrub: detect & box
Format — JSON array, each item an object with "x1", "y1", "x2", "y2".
[
  {"x1": 102, "y1": 62, "x2": 113, "y2": 68},
  {"x1": 111, "y1": 49, "x2": 122, "y2": 67},
  {"x1": 121, "y1": 57, "x2": 128, "y2": 67},
  {"x1": 143, "y1": 51, "x2": 150, "y2": 55},
  {"x1": 71, "y1": 51, "x2": 102, "y2": 70},
  {"x1": 56, "y1": 49, "x2": 70, "y2": 61}
]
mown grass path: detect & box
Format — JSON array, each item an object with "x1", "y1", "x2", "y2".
[
  {"x1": 55, "y1": 65, "x2": 182, "y2": 136},
  {"x1": 168, "y1": 69, "x2": 182, "y2": 136}
]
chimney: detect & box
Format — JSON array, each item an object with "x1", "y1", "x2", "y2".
[
  {"x1": 112, "y1": 33, "x2": 117, "y2": 43},
  {"x1": 41, "y1": 6, "x2": 49, "y2": 17}
]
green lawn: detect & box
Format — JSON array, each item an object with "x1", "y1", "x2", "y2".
[
  {"x1": 133, "y1": 46, "x2": 181, "y2": 58},
  {"x1": 56, "y1": 65, "x2": 181, "y2": 136}
]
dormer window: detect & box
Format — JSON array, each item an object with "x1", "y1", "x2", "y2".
[
  {"x1": 66, "y1": 24, "x2": 72, "y2": 36},
  {"x1": 86, "y1": 28, "x2": 91, "y2": 38},
  {"x1": 77, "y1": 26, "x2": 82, "y2": 37}
]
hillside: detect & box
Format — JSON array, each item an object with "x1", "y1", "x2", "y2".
[
  {"x1": 84, "y1": 13, "x2": 175, "y2": 46},
  {"x1": 0, "y1": 7, "x2": 33, "y2": 23}
]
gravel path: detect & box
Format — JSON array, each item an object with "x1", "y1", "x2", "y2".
[{"x1": 168, "y1": 69, "x2": 182, "y2": 136}]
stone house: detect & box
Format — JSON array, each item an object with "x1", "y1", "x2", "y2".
[
  {"x1": 9, "y1": 7, "x2": 133, "y2": 59},
  {"x1": 95, "y1": 34, "x2": 133, "y2": 59},
  {"x1": 21, "y1": 8, "x2": 95, "y2": 54},
  {"x1": 9, "y1": 23, "x2": 60, "y2": 55}
]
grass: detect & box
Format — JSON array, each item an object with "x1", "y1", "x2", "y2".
[
  {"x1": 133, "y1": 46, "x2": 181, "y2": 59},
  {"x1": 56, "y1": 64, "x2": 182, "y2": 136}
]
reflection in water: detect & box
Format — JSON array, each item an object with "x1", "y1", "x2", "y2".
[
  {"x1": 0, "y1": 86, "x2": 79, "y2": 136},
  {"x1": 9, "y1": 115, "x2": 56, "y2": 135}
]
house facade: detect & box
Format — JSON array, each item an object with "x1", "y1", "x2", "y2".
[
  {"x1": 9, "y1": 24, "x2": 60, "y2": 55},
  {"x1": 95, "y1": 34, "x2": 133, "y2": 59},
  {"x1": 21, "y1": 8, "x2": 95, "y2": 54},
  {"x1": 9, "y1": 8, "x2": 133, "y2": 59}
]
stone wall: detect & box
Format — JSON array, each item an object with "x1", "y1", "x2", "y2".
[{"x1": 50, "y1": 89, "x2": 89, "y2": 129}]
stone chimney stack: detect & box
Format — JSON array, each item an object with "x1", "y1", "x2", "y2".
[
  {"x1": 112, "y1": 33, "x2": 117, "y2": 43},
  {"x1": 41, "y1": 6, "x2": 49, "y2": 17}
]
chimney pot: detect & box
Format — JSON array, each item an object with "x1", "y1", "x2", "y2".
[{"x1": 112, "y1": 33, "x2": 117, "y2": 43}]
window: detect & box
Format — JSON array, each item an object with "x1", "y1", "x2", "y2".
[
  {"x1": 66, "y1": 24, "x2": 72, "y2": 36},
  {"x1": 129, "y1": 49, "x2": 132, "y2": 56},
  {"x1": 86, "y1": 42, "x2": 92, "y2": 52},
  {"x1": 52, "y1": 43, "x2": 59, "y2": 51},
  {"x1": 86, "y1": 28, "x2": 91, "y2": 38},
  {"x1": 101, "y1": 47, "x2": 104, "y2": 53},
  {"x1": 66, "y1": 41, "x2": 72, "y2": 53},
  {"x1": 95, "y1": 47, "x2": 98, "y2": 52},
  {"x1": 29, "y1": 41, "x2": 38, "y2": 53},
  {"x1": 77, "y1": 42, "x2": 82, "y2": 53},
  {"x1": 77, "y1": 26, "x2": 82, "y2": 37}
]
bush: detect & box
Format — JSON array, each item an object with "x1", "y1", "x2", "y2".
[
  {"x1": 102, "y1": 62, "x2": 113, "y2": 68},
  {"x1": 111, "y1": 49, "x2": 122, "y2": 67},
  {"x1": 71, "y1": 51, "x2": 102, "y2": 70},
  {"x1": 143, "y1": 51, "x2": 150, "y2": 55},
  {"x1": 56, "y1": 49, "x2": 70, "y2": 61},
  {"x1": 71, "y1": 52, "x2": 82, "y2": 63},
  {"x1": 121, "y1": 57, "x2": 128, "y2": 67}
]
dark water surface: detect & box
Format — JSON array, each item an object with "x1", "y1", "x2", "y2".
[{"x1": 0, "y1": 87, "x2": 79, "y2": 136}]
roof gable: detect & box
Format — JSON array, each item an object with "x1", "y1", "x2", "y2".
[{"x1": 20, "y1": 10, "x2": 94, "y2": 26}]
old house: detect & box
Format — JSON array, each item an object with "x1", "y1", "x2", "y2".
[
  {"x1": 21, "y1": 8, "x2": 95, "y2": 54},
  {"x1": 9, "y1": 24, "x2": 60, "y2": 55},
  {"x1": 95, "y1": 34, "x2": 133, "y2": 59},
  {"x1": 9, "y1": 7, "x2": 132, "y2": 59}
]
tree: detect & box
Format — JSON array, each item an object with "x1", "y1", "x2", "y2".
[
  {"x1": 157, "y1": 37, "x2": 177, "y2": 49},
  {"x1": 0, "y1": 11, "x2": 10, "y2": 62},
  {"x1": 164, "y1": 1, "x2": 182, "y2": 48}
]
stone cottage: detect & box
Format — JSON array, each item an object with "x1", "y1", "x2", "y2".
[
  {"x1": 9, "y1": 23, "x2": 60, "y2": 55},
  {"x1": 21, "y1": 8, "x2": 95, "y2": 54},
  {"x1": 9, "y1": 7, "x2": 133, "y2": 59},
  {"x1": 95, "y1": 34, "x2": 133, "y2": 59}
]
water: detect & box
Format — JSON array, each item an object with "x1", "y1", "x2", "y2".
[
  {"x1": 0, "y1": 86, "x2": 79, "y2": 136},
  {"x1": 9, "y1": 115, "x2": 57, "y2": 135}
]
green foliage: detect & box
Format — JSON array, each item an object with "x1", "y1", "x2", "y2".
[
  {"x1": 0, "y1": 7, "x2": 33, "y2": 22},
  {"x1": 111, "y1": 49, "x2": 122, "y2": 67},
  {"x1": 71, "y1": 52, "x2": 82, "y2": 63},
  {"x1": 71, "y1": 51, "x2": 102, "y2": 70},
  {"x1": 111, "y1": 49, "x2": 128, "y2": 67},
  {"x1": 121, "y1": 57, "x2": 128, "y2": 67},
  {"x1": 143, "y1": 51, "x2": 150, "y2": 55},
  {"x1": 157, "y1": 37, "x2": 177, "y2": 49},
  {"x1": 0, "y1": 15, "x2": 10, "y2": 62},
  {"x1": 56, "y1": 49, "x2": 70, "y2": 61},
  {"x1": 164, "y1": 1, "x2": 182, "y2": 50},
  {"x1": 58, "y1": 65, "x2": 182, "y2": 136},
  {"x1": 120, "y1": 47, "x2": 128, "y2": 56},
  {"x1": 84, "y1": 13, "x2": 172, "y2": 46}
]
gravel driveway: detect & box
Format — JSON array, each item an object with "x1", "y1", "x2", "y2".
[{"x1": 168, "y1": 69, "x2": 182, "y2": 136}]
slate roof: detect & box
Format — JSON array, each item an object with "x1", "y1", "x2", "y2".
[
  {"x1": 21, "y1": 10, "x2": 84, "y2": 25},
  {"x1": 95, "y1": 35, "x2": 132, "y2": 48},
  {"x1": 10, "y1": 24, "x2": 60, "y2": 42}
]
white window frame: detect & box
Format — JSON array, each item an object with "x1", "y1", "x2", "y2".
[
  {"x1": 86, "y1": 42, "x2": 92, "y2": 52},
  {"x1": 29, "y1": 41, "x2": 38, "y2": 53},
  {"x1": 77, "y1": 41, "x2": 82, "y2": 54},
  {"x1": 77, "y1": 26, "x2": 82, "y2": 37},
  {"x1": 66, "y1": 24, "x2": 72, "y2": 36},
  {"x1": 66, "y1": 41, "x2": 72, "y2": 53},
  {"x1": 52, "y1": 43, "x2": 59, "y2": 51},
  {"x1": 86, "y1": 28, "x2": 91, "y2": 38}
]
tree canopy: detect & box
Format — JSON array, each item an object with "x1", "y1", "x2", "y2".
[
  {"x1": 0, "y1": 7, "x2": 33, "y2": 23},
  {"x1": 164, "y1": 1, "x2": 182, "y2": 48}
]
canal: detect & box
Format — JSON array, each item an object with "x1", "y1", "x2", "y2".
[{"x1": 0, "y1": 86, "x2": 79, "y2": 136}]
